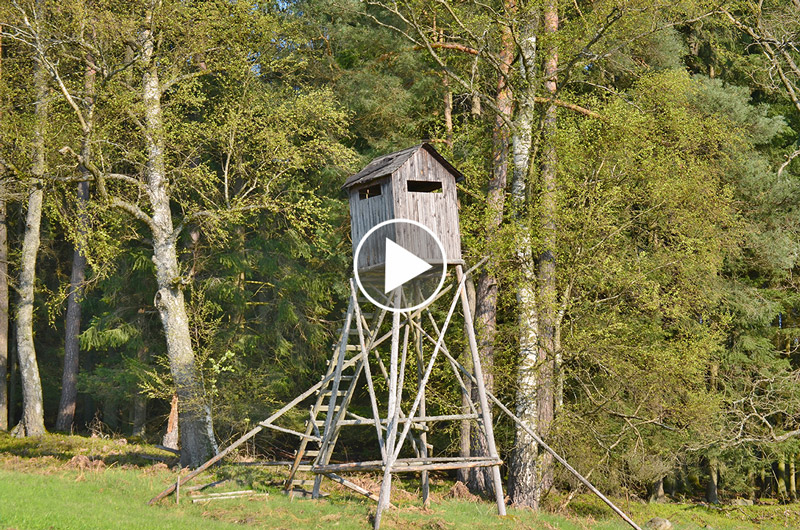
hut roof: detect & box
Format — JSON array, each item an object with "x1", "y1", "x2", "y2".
[{"x1": 343, "y1": 143, "x2": 465, "y2": 190}]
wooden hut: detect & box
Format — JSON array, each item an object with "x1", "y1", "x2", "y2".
[{"x1": 344, "y1": 143, "x2": 464, "y2": 270}]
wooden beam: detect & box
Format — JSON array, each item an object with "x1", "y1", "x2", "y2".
[
  {"x1": 437, "y1": 333, "x2": 642, "y2": 530},
  {"x1": 322, "y1": 472, "x2": 383, "y2": 503},
  {"x1": 456, "y1": 264, "x2": 507, "y2": 516},
  {"x1": 259, "y1": 422, "x2": 322, "y2": 442},
  {"x1": 314, "y1": 457, "x2": 502, "y2": 473},
  {"x1": 148, "y1": 363, "x2": 347, "y2": 505}
]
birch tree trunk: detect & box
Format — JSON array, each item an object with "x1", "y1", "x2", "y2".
[
  {"x1": 141, "y1": 21, "x2": 217, "y2": 467},
  {"x1": 469, "y1": 16, "x2": 514, "y2": 495},
  {"x1": 55, "y1": 56, "x2": 93, "y2": 432},
  {"x1": 14, "y1": 56, "x2": 47, "y2": 437},
  {"x1": 533, "y1": 0, "x2": 560, "y2": 501},
  {"x1": 0, "y1": 29, "x2": 7, "y2": 431},
  {"x1": 508, "y1": 21, "x2": 541, "y2": 506}
]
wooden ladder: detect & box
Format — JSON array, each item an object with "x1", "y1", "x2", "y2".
[{"x1": 284, "y1": 300, "x2": 372, "y2": 494}]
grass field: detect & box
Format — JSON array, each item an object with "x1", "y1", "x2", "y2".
[{"x1": 2, "y1": 434, "x2": 799, "y2": 530}]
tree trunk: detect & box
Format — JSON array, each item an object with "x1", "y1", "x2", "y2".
[
  {"x1": 55, "y1": 186, "x2": 87, "y2": 432},
  {"x1": 777, "y1": 457, "x2": 788, "y2": 500},
  {"x1": 55, "y1": 56, "x2": 94, "y2": 432},
  {"x1": 0, "y1": 179, "x2": 7, "y2": 432},
  {"x1": 533, "y1": 0, "x2": 559, "y2": 501},
  {"x1": 103, "y1": 395, "x2": 118, "y2": 430},
  {"x1": 706, "y1": 458, "x2": 719, "y2": 504},
  {"x1": 14, "y1": 57, "x2": 47, "y2": 437},
  {"x1": 508, "y1": 18, "x2": 541, "y2": 508},
  {"x1": 790, "y1": 454, "x2": 797, "y2": 501},
  {"x1": 650, "y1": 476, "x2": 666, "y2": 503},
  {"x1": 141, "y1": 21, "x2": 216, "y2": 467},
  {"x1": 8, "y1": 319, "x2": 17, "y2": 427},
  {"x1": 468, "y1": 13, "x2": 514, "y2": 495},
  {"x1": 0, "y1": 28, "x2": 8, "y2": 432}
]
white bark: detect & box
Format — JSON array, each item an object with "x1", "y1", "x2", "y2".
[
  {"x1": 14, "y1": 57, "x2": 47, "y2": 437},
  {"x1": 142, "y1": 20, "x2": 217, "y2": 467},
  {"x1": 0, "y1": 30, "x2": 7, "y2": 432},
  {"x1": 508, "y1": 27, "x2": 541, "y2": 507}
]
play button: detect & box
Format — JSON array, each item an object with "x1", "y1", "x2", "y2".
[
  {"x1": 384, "y1": 239, "x2": 433, "y2": 293},
  {"x1": 354, "y1": 219, "x2": 447, "y2": 313}
]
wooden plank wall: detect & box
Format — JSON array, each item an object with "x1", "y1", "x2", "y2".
[
  {"x1": 349, "y1": 177, "x2": 395, "y2": 270},
  {"x1": 392, "y1": 149, "x2": 462, "y2": 264}
]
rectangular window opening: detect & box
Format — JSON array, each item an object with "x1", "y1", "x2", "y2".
[
  {"x1": 359, "y1": 184, "x2": 382, "y2": 200},
  {"x1": 407, "y1": 180, "x2": 443, "y2": 193}
]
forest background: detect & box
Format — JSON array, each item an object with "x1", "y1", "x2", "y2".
[{"x1": 1, "y1": 0, "x2": 800, "y2": 509}]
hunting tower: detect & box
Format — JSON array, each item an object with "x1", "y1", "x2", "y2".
[{"x1": 344, "y1": 143, "x2": 464, "y2": 270}]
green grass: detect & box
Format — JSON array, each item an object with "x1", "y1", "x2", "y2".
[{"x1": 2, "y1": 434, "x2": 800, "y2": 529}]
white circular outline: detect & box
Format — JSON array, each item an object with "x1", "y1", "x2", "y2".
[{"x1": 354, "y1": 219, "x2": 448, "y2": 314}]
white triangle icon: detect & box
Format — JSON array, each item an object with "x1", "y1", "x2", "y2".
[{"x1": 384, "y1": 238, "x2": 434, "y2": 293}]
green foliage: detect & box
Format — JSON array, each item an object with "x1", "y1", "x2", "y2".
[{"x1": 4, "y1": 0, "x2": 800, "y2": 507}]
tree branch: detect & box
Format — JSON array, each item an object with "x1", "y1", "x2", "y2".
[{"x1": 58, "y1": 146, "x2": 155, "y2": 232}]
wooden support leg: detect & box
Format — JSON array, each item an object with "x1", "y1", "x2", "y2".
[
  {"x1": 312, "y1": 288, "x2": 356, "y2": 499},
  {"x1": 414, "y1": 318, "x2": 431, "y2": 508},
  {"x1": 456, "y1": 265, "x2": 506, "y2": 516},
  {"x1": 374, "y1": 292, "x2": 402, "y2": 529},
  {"x1": 354, "y1": 300, "x2": 387, "y2": 459}
]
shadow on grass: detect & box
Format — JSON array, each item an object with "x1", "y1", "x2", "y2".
[{"x1": 0, "y1": 432, "x2": 179, "y2": 468}]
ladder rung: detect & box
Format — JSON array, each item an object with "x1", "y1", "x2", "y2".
[
  {"x1": 296, "y1": 465, "x2": 313, "y2": 472},
  {"x1": 304, "y1": 450, "x2": 320, "y2": 457},
  {"x1": 345, "y1": 344, "x2": 360, "y2": 351}
]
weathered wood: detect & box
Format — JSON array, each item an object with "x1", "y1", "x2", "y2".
[
  {"x1": 436, "y1": 328, "x2": 642, "y2": 530},
  {"x1": 416, "y1": 312, "x2": 479, "y2": 417},
  {"x1": 374, "y1": 292, "x2": 403, "y2": 529},
  {"x1": 348, "y1": 144, "x2": 463, "y2": 270},
  {"x1": 314, "y1": 457, "x2": 502, "y2": 474},
  {"x1": 258, "y1": 422, "x2": 322, "y2": 442},
  {"x1": 312, "y1": 292, "x2": 356, "y2": 499},
  {"x1": 191, "y1": 490, "x2": 259, "y2": 498},
  {"x1": 192, "y1": 491, "x2": 268, "y2": 502},
  {"x1": 354, "y1": 295, "x2": 387, "y2": 459},
  {"x1": 287, "y1": 294, "x2": 357, "y2": 490},
  {"x1": 148, "y1": 363, "x2": 346, "y2": 504},
  {"x1": 388, "y1": 274, "x2": 463, "y2": 465},
  {"x1": 350, "y1": 178, "x2": 394, "y2": 270},
  {"x1": 333, "y1": 414, "x2": 476, "y2": 427},
  {"x1": 456, "y1": 264, "x2": 507, "y2": 517},
  {"x1": 230, "y1": 460, "x2": 296, "y2": 467},
  {"x1": 323, "y1": 472, "x2": 382, "y2": 503},
  {"x1": 392, "y1": 147, "x2": 462, "y2": 264},
  {"x1": 412, "y1": 305, "x2": 430, "y2": 507}
]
